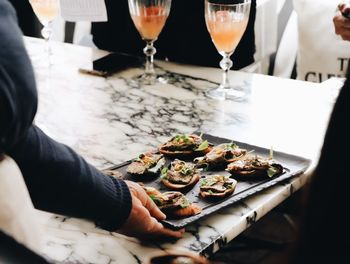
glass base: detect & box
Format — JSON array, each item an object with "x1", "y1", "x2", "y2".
[
  {"x1": 131, "y1": 67, "x2": 169, "y2": 86},
  {"x1": 206, "y1": 85, "x2": 247, "y2": 101},
  {"x1": 131, "y1": 73, "x2": 169, "y2": 86}
]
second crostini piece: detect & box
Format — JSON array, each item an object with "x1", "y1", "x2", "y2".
[
  {"x1": 127, "y1": 152, "x2": 165, "y2": 177},
  {"x1": 159, "y1": 134, "x2": 212, "y2": 159},
  {"x1": 194, "y1": 142, "x2": 247, "y2": 170},
  {"x1": 226, "y1": 155, "x2": 284, "y2": 180},
  {"x1": 200, "y1": 175, "x2": 237, "y2": 199},
  {"x1": 161, "y1": 159, "x2": 200, "y2": 191},
  {"x1": 142, "y1": 186, "x2": 202, "y2": 218},
  {"x1": 157, "y1": 191, "x2": 202, "y2": 218}
]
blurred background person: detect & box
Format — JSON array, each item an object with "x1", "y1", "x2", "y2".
[
  {"x1": 92, "y1": 0, "x2": 256, "y2": 70},
  {"x1": 8, "y1": 0, "x2": 40, "y2": 36}
]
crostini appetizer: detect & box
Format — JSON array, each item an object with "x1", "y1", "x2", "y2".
[
  {"x1": 194, "y1": 142, "x2": 247, "y2": 170},
  {"x1": 161, "y1": 159, "x2": 200, "y2": 190},
  {"x1": 200, "y1": 175, "x2": 237, "y2": 199},
  {"x1": 158, "y1": 191, "x2": 202, "y2": 218},
  {"x1": 226, "y1": 155, "x2": 283, "y2": 179},
  {"x1": 159, "y1": 134, "x2": 212, "y2": 158},
  {"x1": 127, "y1": 152, "x2": 165, "y2": 177},
  {"x1": 142, "y1": 186, "x2": 202, "y2": 218}
]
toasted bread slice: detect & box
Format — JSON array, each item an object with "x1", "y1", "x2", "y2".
[
  {"x1": 102, "y1": 169, "x2": 124, "y2": 179},
  {"x1": 194, "y1": 143, "x2": 247, "y2": 169},
  {"x1": 161, "y1": 173, "x2": 200, "y2": 191},
  {"x1": 159, "y1": 134, "x2": 213, "y2": 159},
  {"x1": 199, "y1": 175, "x2": 237, "y2": 199},
  {"x1": 159, "y1": 146, "x2": 213, "y2": 159},
  {"x1": 127, "y1": 152, "x2": 165, "y2": 177},
  {"x1": 161, "y1": 159, "x2": 200, "y2": 191},
  {"x1": 158, "y1": 191, "x2": 202, "y2": 218},
  {"x1": 227, "y1": 156, "x2": 284, "y2": 180},
  {"x1": 169, "y1": 204, "x2": 202, "y2": 218},
  {"x1": 200, "y1": 187, "x2": 235, "y2": 199}
]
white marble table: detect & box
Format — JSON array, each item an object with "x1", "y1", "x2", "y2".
[{"x1": 25, "y1": 37, "x2": 340, "y2": 264}]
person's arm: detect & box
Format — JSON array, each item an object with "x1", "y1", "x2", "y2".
[
  {"x1": 8, "y1": 125, "x2": 132, "y2": 230},
  {"x1": 8, "y1": 125, "x2": 183, "y2": 237},
  {"x1": 0, "y1": 0, "x2": 182, "y2": 237},
  {"x1": 333, "y1": 3, "x2": 350, "y2": 41}
]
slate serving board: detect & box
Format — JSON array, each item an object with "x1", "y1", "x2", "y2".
[{"x1": 106, "y1": 133, "x2": 311, "y2": 229}]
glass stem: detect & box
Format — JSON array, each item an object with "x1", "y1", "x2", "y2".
[
  {"x1": 219, "y1": 53, "x2": 233, "y2": 89},
  {"x1": 143, "y1": 40, "x2": 156, "y2": 77},
  {"x1": 42, "y1": 24, "x2": 52, "y2": 52},
  {"x1": 41, "y1": 23, "x2": 53, "y2": 67}
]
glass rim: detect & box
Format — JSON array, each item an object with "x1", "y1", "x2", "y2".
[{"x1": 205, "y1": 0, "x2": 251, "y2": 7}]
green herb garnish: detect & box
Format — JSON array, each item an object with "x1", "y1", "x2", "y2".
[
  {"x1": 147, "y1": 158, "x2": 165, "y2": 174},
  {"x1": 174, "y1": 134, "x2": 190, "y2": 143},
  {"x1": 195, "y1": 140, "x2": 209, "y2": 151},
  {"x1": 180, "y1": 199, "x2": 190, "y2": 208},
  {"x1": 200, "y1": 179, "x2": 208, "y2": 187},
  {"x1": 149, "y1": 194, "x2": 163, "y2": 206},
  {"x1": 267, "y1": 167, "x2": 277, "y2": 178},
  {"x1": 161, "y1": 167, "x2": 169, "y2": 179},
  {"x1": 180, "y1": 166, "x2": 193, "y2": 175},
  {"x1": 229, "y1": 142, "x2": 238, "y2": 150}
]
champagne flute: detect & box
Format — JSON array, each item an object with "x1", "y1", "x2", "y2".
[
  {"x1": 128, "y1": 0, "x2": 171, "y2": 85},
  {"x1": 29, "y1": 0, "x2": 60, "y2": 57},
  {"x1": 205, "y1": 0, "x2": 251, "y2": 100}
]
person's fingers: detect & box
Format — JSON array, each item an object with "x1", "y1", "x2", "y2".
[
  {"x1": 144, "y1": 195, "x2": 166, "y2": 220},
  {"x1": 154, "y1": 227, "x2": 184, "y2": 238},
  {"x1": 337, "y1": 25, "x2": 350, "y2": 39},
  {"x1": 341, "y1": 33, "x2": 350, "y2": 41},
  {"x1": 147, "y1": 219, "x2": 185, "y2": 238},
  {"x1": 147, "y1": 216, "x2": 164, "y2": 231},
  {"x1": 338, "y1": 3, "x2": 345, "y2": 11},
  {"x1": 342, "y1": 4, "x2": 350, "y2": 13}
]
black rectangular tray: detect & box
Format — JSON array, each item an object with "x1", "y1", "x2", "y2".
[{"x1": 107, "y1": 133, "x2": 311, "y2": 229}]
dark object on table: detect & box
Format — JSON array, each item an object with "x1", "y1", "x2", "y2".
[
  {"x1": 79, "y1": 52, "x2": 143, "y2": 77},
  {"x1": 149, "y1": 251, "x2": 213, "y2": 264}
]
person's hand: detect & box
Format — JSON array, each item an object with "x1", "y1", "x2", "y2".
[
  {"x1": 119, "y1": 180, "x2": 184, "y2": 238},
  {"x1": 333, "y1": 3, "x2": 350, "y2": 41}
]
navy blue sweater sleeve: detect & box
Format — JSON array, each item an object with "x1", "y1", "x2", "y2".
[
  {"x1": 8, "y1": 125, "x2": 132, "y2": 231},
  {"x1": 0, "y1": 0, "x2": 131, "y2": 231}
]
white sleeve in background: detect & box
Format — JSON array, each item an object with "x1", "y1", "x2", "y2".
[{"x1": 59, "y1": 0, "x2": 108, "y2": 22}]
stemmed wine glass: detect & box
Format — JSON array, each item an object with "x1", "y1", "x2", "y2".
[
  {"x1": 128, "y1": 0, "x2": 171, "y2": 85},
  {"x1": 29, "y1": 0, "x2": 60, "y2": 58},
  {"x1": 205, "y1": 0, "x2": 251, "y2": 100}
]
